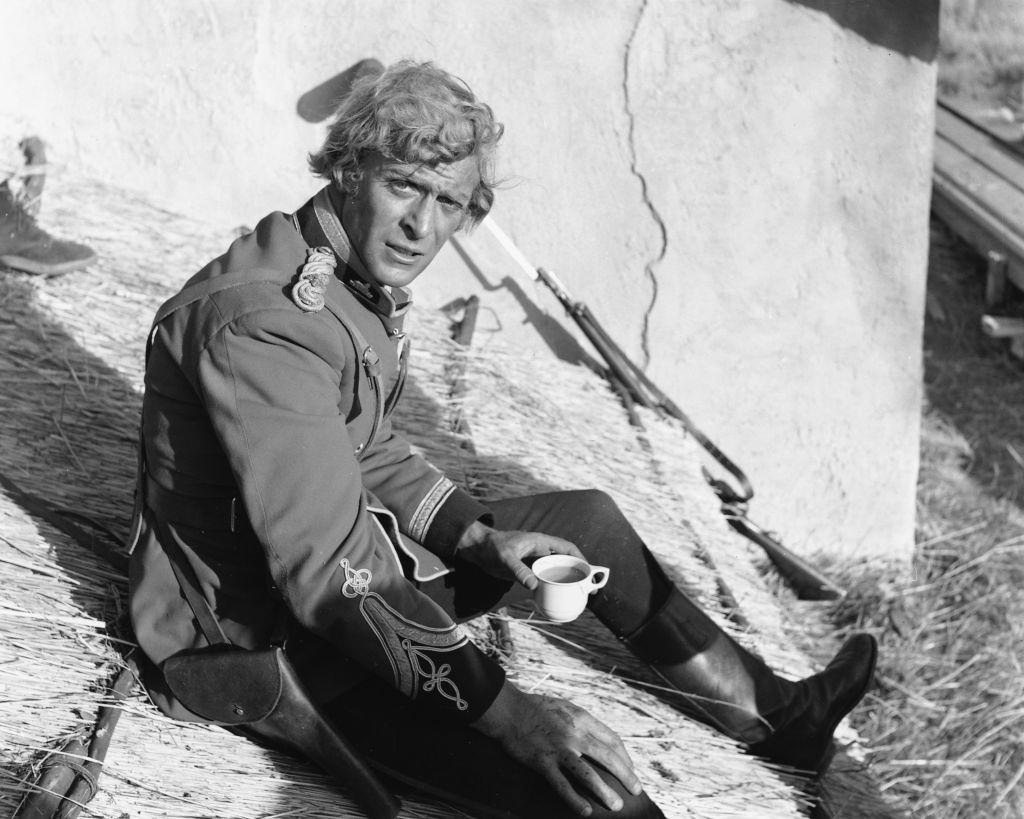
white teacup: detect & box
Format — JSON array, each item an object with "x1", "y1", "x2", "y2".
[{"x1": 531, "y1": 555, "x2": 610, "y2": 623}]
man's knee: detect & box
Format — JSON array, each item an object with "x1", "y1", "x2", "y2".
[
  {"x1": 566, "y1": 488, "x2": 624, "y2": 527},
  {"x1": 561, "y1": 489, "x2": 643, "y2": 561},
  {"x1": 488, "y1": 488, "x2": 632, "y2": 545}
]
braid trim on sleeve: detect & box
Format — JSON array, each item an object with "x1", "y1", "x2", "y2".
[{"x1": 407, "y1": 476, "x2": 456, "y2": 542}]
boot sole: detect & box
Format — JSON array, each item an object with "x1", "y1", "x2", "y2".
[{"x1": 1, "y1": 251, "x2": 97, "y2": 276}]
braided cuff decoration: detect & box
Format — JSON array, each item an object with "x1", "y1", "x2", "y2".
[{"x1": 340, "y1": 558, "x2": 473, "y2": 713}]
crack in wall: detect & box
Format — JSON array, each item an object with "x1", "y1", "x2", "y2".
[{"x1": 624, "y1": 0, "x2": 668, "y2": 370}]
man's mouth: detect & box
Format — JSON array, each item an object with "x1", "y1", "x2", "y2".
[{"x1": 385, "y1": 243, "x2": 422, "y2": 263}]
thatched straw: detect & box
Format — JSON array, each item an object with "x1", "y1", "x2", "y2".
[{"x1": 0, "y1": 174, "x2": 888, "y2": 817}]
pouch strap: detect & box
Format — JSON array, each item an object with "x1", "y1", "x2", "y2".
[
  {"x1": 151, "y1": 512, "x2": 230, "y2": 647},
  {"x1": 320, "y1": 297, "x2": 385, "y2": 455},
  {"x1": 290, "y1": 209, "x2": 388, "y2": 456},
  {"x1": 146, "y1": 476, "x2": 249, "y2": 534}
]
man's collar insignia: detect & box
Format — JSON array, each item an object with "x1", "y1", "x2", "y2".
[
  {"x1": 291, "y1": 246, "x2": 336, "y2": 313},
  {"x1": 347, "y1": 277, "x2": 374, "y2": 301}
]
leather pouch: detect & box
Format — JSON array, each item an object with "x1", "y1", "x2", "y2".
[
  {"x1": 163, "y1": 644, "x2": 283, "y2": 725},
  {"x1": 162, "y1": 644, "x2": 400, "y2": 818},
  {"x1": 143, "y1": 408, "x2": 399, "y2": 817}
]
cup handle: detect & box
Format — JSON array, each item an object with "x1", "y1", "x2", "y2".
[{"x1": 588, "y1": 566, "x2": 610, "y2": 593}]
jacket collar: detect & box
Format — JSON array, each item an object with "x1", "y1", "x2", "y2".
[{"x1": 294, "y1": 184, "x2": 412, "y2": 319}]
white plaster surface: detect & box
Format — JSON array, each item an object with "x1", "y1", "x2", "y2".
[{"x1": 0, "y1": 0, "x2": 936, "y2": 560}]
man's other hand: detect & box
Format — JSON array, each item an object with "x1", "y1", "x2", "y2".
[
  {"x1": 456, "y1": 522, "x2": 584, "y2": 590},
  {"x1": 472, "y1": 681, "x2": 643, "y2": 816}
]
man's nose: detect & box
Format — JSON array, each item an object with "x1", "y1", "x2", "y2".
[{"x1": 400, "y1": 197, "x2": 434, "y2": 240}]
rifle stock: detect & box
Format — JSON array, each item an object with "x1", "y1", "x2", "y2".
[{"x1": 724, "y1": 512, "x2": 846, "y2": 601}]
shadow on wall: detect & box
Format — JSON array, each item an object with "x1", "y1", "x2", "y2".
[
  {"x1": 296, "y1": 58, "x2": 384, "y2": 123},
  {"x1": 786, "y1": 0, "x2": 940, "y2": 62},
  {"x1": 448, "y1": 238, "x2": 605, "y2": 370}
]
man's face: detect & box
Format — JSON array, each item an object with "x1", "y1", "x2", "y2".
[{"x1": 340, "y1": 152, "x2": 481, "y2": 289}]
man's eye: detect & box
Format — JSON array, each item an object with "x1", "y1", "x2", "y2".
[
  {"x1": 439, "y1": 198, "x2": 464, "y2": 212},
  {"x1": 389, "y1": 179, "x2": 414, "y2": 192}
]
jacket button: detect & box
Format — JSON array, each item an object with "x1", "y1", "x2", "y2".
[{"x1": 354, "y1": 443, "x2": 364, "y2": 453}]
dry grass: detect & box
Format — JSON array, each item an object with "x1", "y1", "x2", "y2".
[
  {"x1": 828, "y1": 222, "x2": 1024, "y2": 818},
  {"x1": 939, "y1": 0, "x2": 1024, "y2": 106}
]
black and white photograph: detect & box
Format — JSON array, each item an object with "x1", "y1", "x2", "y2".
[{"x1": 1, "y1": 2, "x2": 1021, "y2": 817}]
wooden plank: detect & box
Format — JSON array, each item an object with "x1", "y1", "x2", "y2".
[
  {"x1": 933, "y1": 135, "x2": 1024, "y2": 228},
  {"x1": 981, "y1": 315, "x2": 1024, "y2": 338},
  {"x1": 935, "y1": 106, "x2": 1024, "y2": 195},
  {"x1": 930, "y1": 175, "x2": 1024, "y2": 297},
  {"x1": 932, "y1": 103, "x2": 1024, "y2": 300}
]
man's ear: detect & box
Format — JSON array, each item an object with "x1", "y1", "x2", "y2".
[{"x1": 331, "y1": 167, "x2": 354, "y2": 197}]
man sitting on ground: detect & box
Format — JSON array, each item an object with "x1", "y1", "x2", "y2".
[{"x1": 129, "y1": 60, "x2": 877, "y2": 818}]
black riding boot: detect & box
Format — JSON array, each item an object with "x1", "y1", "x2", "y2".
[{"x1": 624, "y1": 587, "x2": 877, "y2": 774}]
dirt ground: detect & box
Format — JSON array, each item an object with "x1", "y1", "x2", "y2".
[{"x1": 924, "y1": 218, "x2": 1024, "y2": 507}]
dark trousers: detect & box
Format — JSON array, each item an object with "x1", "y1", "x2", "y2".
[{"x1": 326, "y1": 490, "x2": 672, "y2": 818}]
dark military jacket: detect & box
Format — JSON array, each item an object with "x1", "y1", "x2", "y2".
[{"x1": 128, "y1": 186, "x2": 505, "y2": 724}]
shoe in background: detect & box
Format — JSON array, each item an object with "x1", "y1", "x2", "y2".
[{"x1": 0, "y1": 136, "x2": 96, "y2": 276}]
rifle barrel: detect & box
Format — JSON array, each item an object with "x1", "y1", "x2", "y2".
[{"x1": 482, "y1": 218, "x2": 539, "y2": 282}]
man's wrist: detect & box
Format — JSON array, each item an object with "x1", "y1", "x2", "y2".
[
  {"x1": 419, "y1": 486, "x2": 493, "y2": 561},
  {"x1": 456, "y1": 519, "x2": 494, "y2": 553},
  {"x1": 470, "y1": 678, "x2": 524, "y2": 738}
]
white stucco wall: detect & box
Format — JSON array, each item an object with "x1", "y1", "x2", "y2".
[{"x1": 0, "y1": 0, "x2": 936, "y2": 560}]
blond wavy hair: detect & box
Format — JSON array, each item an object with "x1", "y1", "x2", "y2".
[{"x1": 309, "y1": 61, "x2": 503, "y2": 227}]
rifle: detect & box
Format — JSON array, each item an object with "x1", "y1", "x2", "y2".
[
  {"x1": 1, "y1": 470, "x2": 137, "y2": 819},
  {"x1": 479, "y1": 219, "x2": 845, "y2": 601}
]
